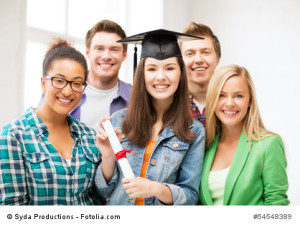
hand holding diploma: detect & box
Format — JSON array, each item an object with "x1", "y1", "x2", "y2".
[
  {"x1": 96, "y1": 119, "x2": 172, "y2": 204},
  {"x1": 97, "y1": 118, "x2": 135, "y2": 179}
]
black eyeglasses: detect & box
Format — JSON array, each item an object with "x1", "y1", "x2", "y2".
[{"x1": 45, "y1": 75, "x2": 87, "y2": 92}]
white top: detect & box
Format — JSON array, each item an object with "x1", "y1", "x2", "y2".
[
  {"x1": 208, "y1": 166, "x2": 230, "y2": 205},
  {"x1": 81, "y1": 83, "x2": 118, "y2": 132},
  {"x1": 193, "y1": 99, "x2": 205, "y2": 114}
]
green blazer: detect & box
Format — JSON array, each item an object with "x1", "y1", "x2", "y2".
[{"x1": 200, "y1": 131, "x2": 289, "y2": 205}]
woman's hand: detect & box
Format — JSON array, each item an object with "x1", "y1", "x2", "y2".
[
  {"x1": 96, "y1": 118, "x2": 122, "y2": 183},
  {"x1": 122, "y1": 177, "x2": 173, "y2": 204},
  {"x1": 96, "y1": 118, "x2": 122, "y2": 159}
]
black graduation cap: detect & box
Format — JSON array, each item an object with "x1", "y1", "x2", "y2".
[{"x1": 117, "y1": 29, "x2": 204, "y2": 73}]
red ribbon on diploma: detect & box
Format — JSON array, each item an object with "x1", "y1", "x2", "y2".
[{"x1": 115, "y1": 149, "x2": 132, "y2": 160}]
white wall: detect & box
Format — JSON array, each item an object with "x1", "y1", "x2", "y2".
[
  {"x1": 164, "y1": 0, "x2": 300, "y2": 205},
  {"x1": 0, "y1": 0, "x2": 27, "y2": 127}
]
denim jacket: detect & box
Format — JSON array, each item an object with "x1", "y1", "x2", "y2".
[{"x1": 95, "y1": 108, "x2": 205, "y2": 205}]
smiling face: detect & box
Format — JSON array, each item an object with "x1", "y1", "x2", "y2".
[
  {"x1": 215, "y1": 75, "x2": 250, "y2": 130},
  {"x1": 181, "y1": 35, "x2": 219, "y2": 88},
  {"x1": 86, "y1": 31, "x2": 127, "y2": 88},
  {"x1": 41, "y1": 59, "x2": 85, "y2": 117},
  {"x1": 144, "y1": 57, "x2": 181, "y2": 107}
]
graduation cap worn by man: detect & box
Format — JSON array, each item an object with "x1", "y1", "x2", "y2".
[{"x1": 117, "y1": 29, "x2": 204, "y2": 74}]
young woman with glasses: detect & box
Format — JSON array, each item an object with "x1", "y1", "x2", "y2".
[{"x1": 0, "y1": 39, "x2": 101, "y2": 205}]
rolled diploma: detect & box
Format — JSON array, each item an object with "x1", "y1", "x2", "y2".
[{"x1": 102, "y1": 120, "x2": 135, "y2": 178}]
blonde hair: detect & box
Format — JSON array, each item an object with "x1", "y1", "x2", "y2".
[{"x1": 206, "y1": 64, "x2": 273, "y2": 148}]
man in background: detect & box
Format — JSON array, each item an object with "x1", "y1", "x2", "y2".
[
  {"x1": 181, "y1": 22, "x2": 221, "y2": 128},
  {"x1": 71, "y1": 19, "x2": 131, "y2": 131}
]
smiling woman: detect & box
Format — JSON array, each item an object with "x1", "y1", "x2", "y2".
[
  {"x1": 214, "y1": 75, "x2": 250, "y2": 130},
  {"x1": 0, "y1": 39, "x2": 101, "y2": 205},
  {"x1": 144, "y1": 57, "x2": 181, "y2": 107},
  {"x1": 39, "y1": 58, "x2": 87, "y2": 118},
  {"x1": 200, "y1": 64, "x2": 289, "y2": 205},
  {"x1": 94, "y1": 29, "x2": 205, "y2": 205}
]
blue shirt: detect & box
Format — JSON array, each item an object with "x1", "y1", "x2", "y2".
[
  {"x1": 95, "y1": 109, "x2": 205, "y2": 205},
  {"x1": 0, "y1": 108, "x2": 101, "y2": 205}
]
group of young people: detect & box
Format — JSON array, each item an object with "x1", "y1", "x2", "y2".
[{"x1": 0, "y1": 19, "x2": 289, "y2": 205}]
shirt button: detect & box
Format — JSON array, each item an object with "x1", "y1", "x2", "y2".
[
  {"x1": 173, "y1": 142, "x2": 178, "y2": 148},
  {"x1": 150, "y1": 159, "x2": 157, "y2": 166}
]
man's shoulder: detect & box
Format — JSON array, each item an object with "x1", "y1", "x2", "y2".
[
  {"x1": 119, "y1": 80, "x2": 132, "y2": 91},
  {"x1": 118, "y1": 80, "x2": 132, "y2": 101}
]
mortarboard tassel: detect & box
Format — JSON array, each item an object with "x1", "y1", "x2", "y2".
[{"x1": 133, "y1": 45, "x2": 137, "y2": 76}]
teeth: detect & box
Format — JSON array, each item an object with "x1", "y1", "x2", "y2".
[
  {"x1": 224, "y1": 111, "x2": 237, "y2": 115},
  {"x1": 155, "y1": 85, "x2": 168, "y2": 89},
  {"x1": 194, "y1": 68, "x2": 205, "y2": 71},
  {"x1": 101, "y1": 64, "x2": 112, "y2": 68},
  {"x1": 58, "y1": 98, "x2": 71, "y2": 103}
]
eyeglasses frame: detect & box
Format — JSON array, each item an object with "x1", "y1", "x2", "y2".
[{"x1": 44, "y1": 74, "x2": 87, "y2": 93}]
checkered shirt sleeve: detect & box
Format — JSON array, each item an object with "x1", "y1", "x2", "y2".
[{"x1": 0, "y1": 129, "x2": 29, "y2": 205}]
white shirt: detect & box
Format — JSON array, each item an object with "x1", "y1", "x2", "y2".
[
  {"x1": 81, "y1": 83, "x2": 118, "y2": 132},
  {"x1": 193, "y1": 99, "x2": 205, "y2": 114}
]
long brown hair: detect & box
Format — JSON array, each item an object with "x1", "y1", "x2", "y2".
[{"x1": 122, "y1": 57, "x2": 195, "y2": 147}]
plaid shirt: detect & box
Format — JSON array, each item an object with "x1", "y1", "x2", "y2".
[
  {"x1": 189, "y1": 94, "x2": 206, "y2": 128},
  {"x1": 0, "y1": 108, "x2": 101, "y2": 205}
]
